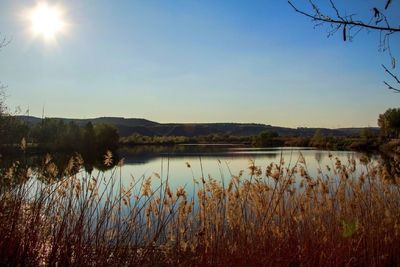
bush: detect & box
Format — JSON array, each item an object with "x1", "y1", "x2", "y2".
[{"x1": 254, "y1": 131, "x2": 281, "y2": 147}]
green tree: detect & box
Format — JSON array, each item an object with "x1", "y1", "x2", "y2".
[
  {"x1": 360, "y1": 128, "x2": 371, "y2": 140},
  {"x1": 0, "y1": 89, "x2": 29, "y2": 147},
  {"x1": 0, "y1": 115, "x2": 29, "y2": 146},
  {"x1": 378, "y1": 108, "x2": 400, "y2": 138},
  {"x1": 30, "y1": 118, "x2": 66, "y2": 149},
  {"x1": 94, "y1": 124, "x2": 119, "y2": 153},
  {"x1": 311, "y1": 129, "x2": 325, "y2": 147},
  {"x1": 255, "y1": 131, "x2": 279, "y2": 147},
  {"x1": 60, "y1": 121, "x2": 82, "y2": 150},
  {"x1": 82, "y1": 122, "x2": 96, "y2": 153}
]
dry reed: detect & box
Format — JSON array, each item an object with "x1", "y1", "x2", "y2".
[{"x1": 0, "y1": 151, "x2": 399, "y2": 266}]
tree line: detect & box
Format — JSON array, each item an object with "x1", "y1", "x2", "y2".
[
  {"x1": 0, "y1": 116, "x2": 119, "y2": 155},
  {"x1": 1, "y1": 106, "x2": 400, "y2": 154}
]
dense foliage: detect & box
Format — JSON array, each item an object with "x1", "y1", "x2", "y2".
[
  {"x1": 0, "y1": 116, "x2": 119, "y2": 155},
  {"x1": 0, "y1": 115, "x2": 29, "y2": 147},
  {"x1": 254, "y1": 130, "x2": 282, "y2": 147},
  {"x1": 120, "y1": 133, "x2": 252, "y2": 146},
  {"x1": 378, "y1": 108, "x2": 400, "y2": 138},
  {"x1": 0, "y1": 91, "x2": 29, "y2": 147},
  {"x1": 29, "y1": 119, "x2": 119, "y2": 153}
]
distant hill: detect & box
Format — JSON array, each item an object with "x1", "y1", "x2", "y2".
[
  {"x1": 17, "y1": 116, "x2": 380, "y2": 138},
  {"x1": 18, "y1": 116, "x2": 158, "y2": 127}
]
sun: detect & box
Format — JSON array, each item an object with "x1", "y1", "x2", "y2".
[{"x1": 29, "y1": 2, "x2": 66, "y2": 41}]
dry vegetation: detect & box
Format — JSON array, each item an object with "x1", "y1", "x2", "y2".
[{"x1": 0, "y1": 151, "x2": 399, "y2": 266}]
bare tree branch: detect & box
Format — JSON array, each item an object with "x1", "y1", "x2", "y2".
[
  {"x1": 383, "y1": 64, "x2": 400, "y2": 92},
  {"x1": 0, "y1": 33, "x2": 11, "y2": 115},
  {"x1": 385, "y1": 0, "x2": 392, "y2": 10},
  {"x1": 383, "y1": 65, "x2": 400, "y2": 84},
  {"x1": 288, "y1": 1, "x2": 400, "y2": 93},
  {"x1": 0, "y1": 34, "x2": 11, "y2": 50},
  {"x1": 384, "y1": 81, "x2": 400, "y2": 93},
  {"x1": 288, "y1": 1, "x2": 400, "y2": 33}
]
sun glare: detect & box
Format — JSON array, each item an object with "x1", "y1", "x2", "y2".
[{"x1": 29, "y1": 2, "x2": 66, "y2": 41}]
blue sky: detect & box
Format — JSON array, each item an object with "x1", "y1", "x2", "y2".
[{"x1": 0, "y1": 0, "x2": 399, "y2": 127}]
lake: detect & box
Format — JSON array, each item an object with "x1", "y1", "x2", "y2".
[
  {"x1": 110, "y1": 145, "x2": 380, "y2": 193},
  {"x1": 3, "y1": 145, "x2": 385, "y2": 200}
]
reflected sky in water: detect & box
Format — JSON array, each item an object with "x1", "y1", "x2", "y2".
[{"x1": 108, "y1": 146, "x2": 376, "y2": 192}]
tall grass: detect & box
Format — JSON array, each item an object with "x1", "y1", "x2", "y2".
[{"x1": 0, "y1": 152, "x2": 399, "y2": 266}]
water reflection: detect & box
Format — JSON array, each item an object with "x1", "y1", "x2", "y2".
[
  {"x1": 119, "y1": 145, "x2": 314, "y2": 164},
  {"x1": 0, "y1": 151, "x2": 118, "y2": 186},
  {"x1": 1, "y1": 145, "x2": 399, "y2": 188}
]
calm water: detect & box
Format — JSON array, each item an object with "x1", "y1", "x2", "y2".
[
  {"x1": 4, "y1": 145, "x2": 381, "y2": 191},
  {"x1": 8, "y1": 145, "x2": 384, "y2": 216},
  {"x1": 111, "y1": 145, "x2": 378, "y2": 192}
]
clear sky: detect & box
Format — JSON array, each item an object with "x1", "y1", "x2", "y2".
[{"x1": 0, "y1": 0, "x2": 399, "y2": 128}]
